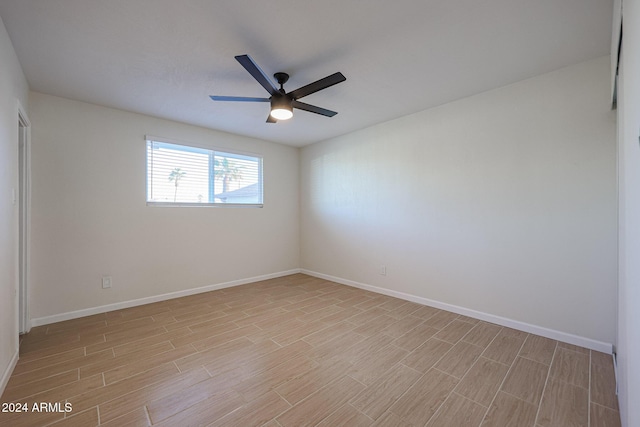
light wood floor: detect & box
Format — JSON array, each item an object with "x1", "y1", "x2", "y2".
[{"x1": 0, "y1": 274, "x2": 620, "y2": 427}]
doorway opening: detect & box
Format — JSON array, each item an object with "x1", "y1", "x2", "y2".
[{"x1": 18, "y1": 104, "x2": 30, "y2": 335}]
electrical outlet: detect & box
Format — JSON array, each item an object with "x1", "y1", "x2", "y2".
[
  {"x1": 380, "y1": 265, "x2": 387, "y2": 276},
  {"x1": 102, "y1": 276, "x2": 112, "y2": 289}
]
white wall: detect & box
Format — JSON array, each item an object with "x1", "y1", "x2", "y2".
[
  {"x1": 28, "y1": 93, "x2": 299, "y2": 321},
  {"x1": 0, "y1": 16, "x2": 29, "y2": 390},
  {"x1": 616, "y1": 0, "x2": 640, "y2": 425},
  {"x1": 300, "y1": 56, "x2": 617, "y2": 346}
]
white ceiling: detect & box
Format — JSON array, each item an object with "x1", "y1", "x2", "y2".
[{"x1": 0, "y1": 0, "x2": 612, "y2": 147}]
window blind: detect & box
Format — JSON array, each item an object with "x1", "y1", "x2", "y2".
[{"x1": 146, "y1": 137, "x2": 263, "y2": 206}]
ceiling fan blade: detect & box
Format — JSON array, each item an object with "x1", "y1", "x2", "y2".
[
  {"x1": 292, "y1": 100, "x2": 338, "y2": 117},
  {"x1": 266, "y1": 115, "x2": 278, "y2": 123},
  {"x1": 235, "y1": 54, "x2": 279, "y2": 96},
  {"x1": 289, "y1": 72, "x2": 346, "y2": 100},
  {"x1": 209, "y1": 95, "x2": 270, "y2": 102},
  {"x1": 210, "y1": 95, "x2": 270, "y2": 102}
]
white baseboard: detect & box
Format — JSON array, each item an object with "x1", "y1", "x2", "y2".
[
  {"x1": 31, "y1": 269, "x2": 301, "y2": 327},
  {"x1": 0, "y1": 349, "x2": 19, "y2": 397},
  {"x1": 301, "y1": 269, "x2": 614, "y2": 354}
]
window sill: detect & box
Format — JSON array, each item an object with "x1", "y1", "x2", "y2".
[{"x1": 146, "y1": 202, "x2": 264, "y2": 208}]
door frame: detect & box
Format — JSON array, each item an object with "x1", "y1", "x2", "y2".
[{"x1": 17, "y1": 101, "x2": 31, "y2": 334}]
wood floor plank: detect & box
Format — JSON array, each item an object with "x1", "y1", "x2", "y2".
[
  {"x1": 558, "y1": 342, "x2": 590, "y2": 355},
  {"x1": 500, "y1": 356, "x2": 549, "y2": 405},
  {"x1": 79, "y1": 341, "x2": 174, "y2": 379},
  {"x1": 389, "y1": 368, "x2": 459, "y2": 426},
  {"x1": 275, "y1": 358, "x2": 354, "y2": 406},
  {"x1": 402, "y1": 338, "x2": 453, "y2": 373},
  {"x1": 536, "y1": 378, "x2": 588, "y2": 427},
  {"x1": 462, "y1": 322, "x2": 502, "y2": 348},
  {"x1": 253, "y1": 309, "x2": 306, "y2": 330},
  {"x1": 210, "y1": 390, "x2": 290, "y2": 427},
  {"x1": 296, "y1": 304, "x2": 345, "y2": 324},
  {"x1": 339, "y1": 333, "x2": 395, "y2": 363},
  {"x1": 172, "y1": 336, "x2": 253, "y2": 372},
  {"x1": 519, "y1": 334, "x2": 557, "y2": 365},
  {"x1": 164, "y1": 310, "x2": 241, "y2": 332},
  {"x1": 549, "y1": 347, "x2": 590, "y2": 389},
  {"x1": 371, "y1": 411, "x2": 414, "y2": 427},
  {"x1": 18, "y1": 333, "x2": 106, "y2": 361},
  {"x1": 348, "y1": 344, "x2": 408, "y2": 385},
  {"x1": 12, "y1": 348, "x2": 85, "y2": 374},
  {"x1": 200, "y1": 339, "x2": 284, "y2": 377},
  {"x1": 270, "y1": 319, "x2": 333, "y2": 347},
  {"x1": 410, "y1": 305, "x2": 441, "y2": 320},
  {"x1": 422, "y1": 310, "x2": 459, "y2": 329},
  {"x1": 352, "y1": 296, "x2": 387, "y2": 311},
  {"x1": 425, "y1": 392, "x2": 487, "y2": 427},
  {"x1": 393, "y1": 323, "x2": 440, "y2": 351},
  {"x1": 276, "y1": 376, "x2": 365, "y2": 427},
  {"x1": 590, "y1": 402, "x2": 622, "y2": 427},
  {"x1": 188, "y1": 325, "x2": 262, "y2": 352},
  {"x1": 68, "y1": 363, "x2": 179, "y2": 413},
  {"x1": 315, "y1": 403, "x2": 374, "y2": 427},
  {"x1": 591, "y1": 354, "x2": 619, "y2": 411},
  {"x1": 43, "y1": 315, "x2": 108, "y2": 335},
  {"x1": 234, "y1": 353, "x2": 317, "y2": 401},
  {"x1": 385, "y1": 301, "x2": 424, "y2": 319},
  {"x1": 350, "y1": 363, "x2": 423, "y2": 420},
  {"x1": 352, "y1": 314, "x2": 396, "y2": 336},
  {"x1": 153, "y1": 389, "x2": 244, "y2": 427},
  {"x1": 378, "y1": 297, "x2": 411, "y2": 311},
  {"x1": 481, "y1": 391, "x2": 538, "y2": 427},
  {"x1": 85, "y1": 327, "x2": 185, "y2": 355},
  {"x1": 99, "y1": 367, "x2": 210, "y2": 424},
  {"x1": 47, "y1": 408, "x2": 99, "y2": 427},
  {"x1": 348, "y1": 307, "x2": 390, "y2": 326},
  {"x1": 0, "y1": 404, "x2": 66, "y2": 426},
  {"x1": 8, "y1": 349, "x2": 113, "y2": 388},
  {"x1": 2, "y1": 369, "x2": 78, "y2": 401},
  {"x1": 103, "y1": 345, "x2": 197, "y2": 385},
  {"x1": 167, "y1": 319, "x2": 241, "y2": 347},
  {"x1": 309, "y1": 330, "x2": 368, "y2": 362},
  {"x1": 99, "y1": 407, "x2": 150, "y2": 427},
  {"x1": 145, "y1": 367, "x2": 247, "y2": 424},
  {"x1": 434, "y1": 341, "x2": 484, "y2": 379},
  {"x1": 370, "y1": 411, "x2": 415, "y2": 427},
  {"x1": 379, "y1": 315, "x2": 424, "y2": 339},
  {"x1": 482, "y1": 329, "x2": 526, "y2": 366},
  {"x1": 434, "y1": 319, "x2": 476, "y2": 344},
  {"x1": 9, "y1": 373, "x2": 104, "y2": 414},
  {"x1": 302, "y1": 321, "x2": 357, "y2": 347},
  {"x1": 454, "y1": 356, "x2": 510, "y2": 407}
]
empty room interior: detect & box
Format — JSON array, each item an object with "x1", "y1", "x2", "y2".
[{"x1": 0, "y1": 1, "x2": 639, "y2": 426}]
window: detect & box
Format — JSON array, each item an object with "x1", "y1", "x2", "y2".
[{"x1": 146, "y1": 136, "x2": 263, "y2": 206}]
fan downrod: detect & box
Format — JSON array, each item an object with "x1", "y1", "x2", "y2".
[{"x1": 274, "y1": 72, "x2": 289, "y2": 91}]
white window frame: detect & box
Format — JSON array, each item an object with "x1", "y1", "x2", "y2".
[{"x1": 145, "y1": 135, "x2": 264, "y2": 208}]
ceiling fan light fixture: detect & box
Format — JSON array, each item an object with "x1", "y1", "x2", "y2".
[
  {"x1": 270, "y1": 96, "x2": 293, "y2": 120},
  {"x1": 271, "y1": 108, "x2": 293, "y2": 120}
]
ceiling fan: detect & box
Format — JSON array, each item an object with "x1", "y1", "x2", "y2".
[{"x1": 210, "y1": 54, "x2": 346, "y2": 123}]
